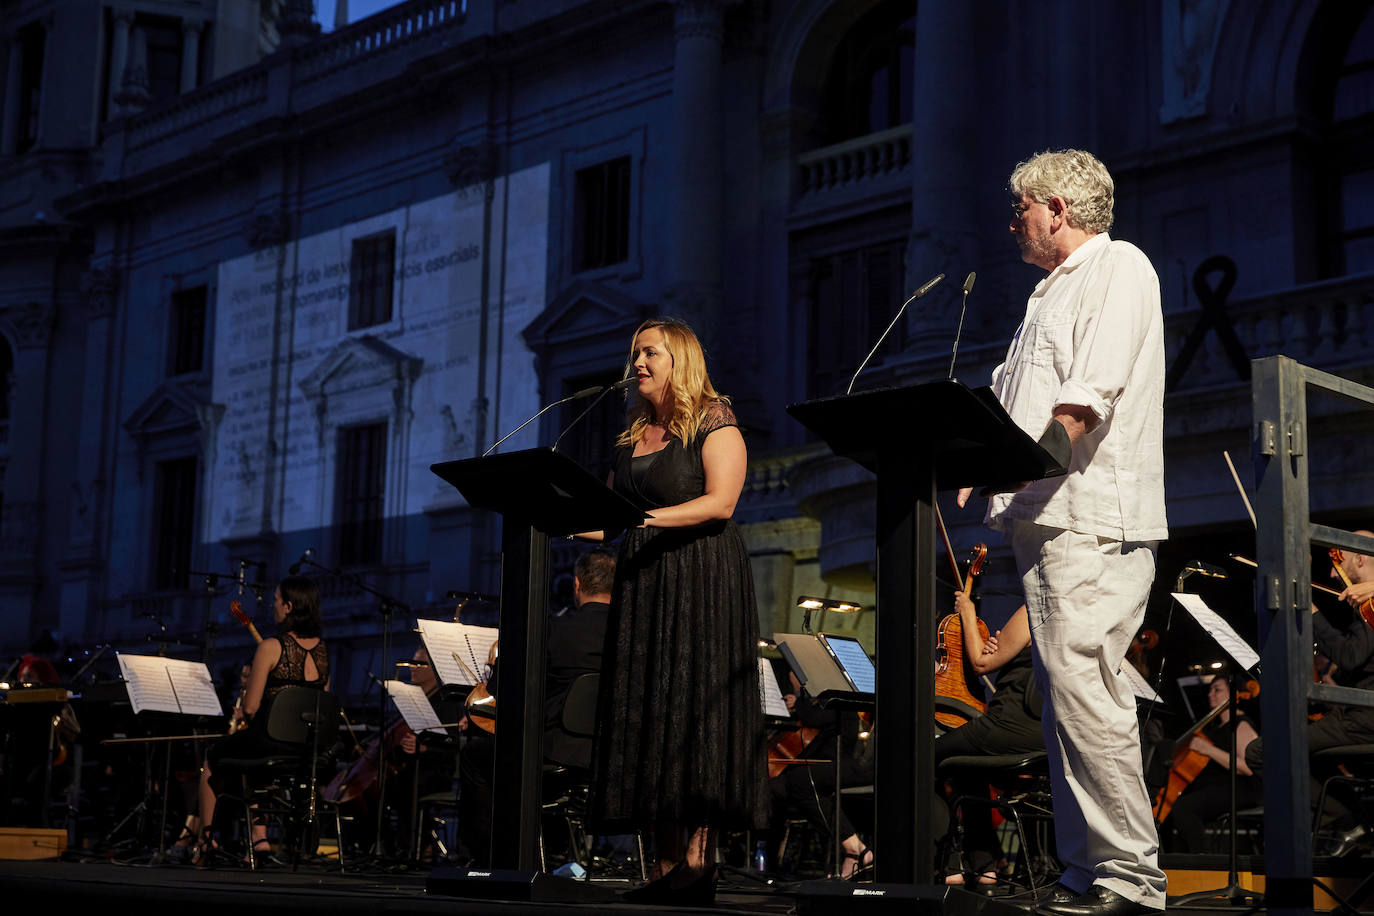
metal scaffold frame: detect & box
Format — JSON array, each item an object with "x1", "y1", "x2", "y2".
[{"x1": 1251, "y1": 355, "x2": 1374, "y2": 915}]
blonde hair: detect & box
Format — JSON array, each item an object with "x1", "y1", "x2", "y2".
[
  {"x1": 616, "y1": 318, "x2": 728, "y2": 448},
  {"x1": 1009, "y1": 149, "x2": 1115, "y2": 234}
]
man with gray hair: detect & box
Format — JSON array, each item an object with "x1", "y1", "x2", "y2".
[{"x1": 958, "y1": 149, "x2": 1167, "y2": 916}]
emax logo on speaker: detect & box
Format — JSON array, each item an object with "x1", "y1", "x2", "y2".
[
  {"x1": 851, "y1": 888, "x2": 886, "y2": 896},
  {"x1": 466, "y1": 871, "x2": 492, "y2": 877}
]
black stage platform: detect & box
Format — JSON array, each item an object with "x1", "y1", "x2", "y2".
[{"x1": 7, "y1": 856, "x2": 1372, "y2": 914}]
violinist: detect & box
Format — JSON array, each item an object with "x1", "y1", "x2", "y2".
[
  {"x1": 1156, "y1": 674, "x2": 1259, "y2": 853},
  {"x1": 936, "y1": 594, "x2": 1042, "y2": 885},
  {"x1": 457, "y1": 549, "x2": 614, "y2": 865},
  {"x1": 196, "y1": 576, "x2": 328, "y2": 863},
  {"x1": 1243, "y1": 530, "x2": 1374, "y2": 847}
]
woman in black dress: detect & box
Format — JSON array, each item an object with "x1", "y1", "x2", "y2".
[
  {"x1": 590, "y1": 318, "x2": 762, "y2": 898},
  {"x1": 196, "y1": 575, "x2": 329, "y2": 860}
]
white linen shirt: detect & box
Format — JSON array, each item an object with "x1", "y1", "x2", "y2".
[{"x1": 985, "y1": 232, "x2": 1168, "y2": 542}]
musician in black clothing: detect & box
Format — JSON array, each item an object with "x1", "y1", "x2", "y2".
[
  {"x1": 1244, "y1": 531, "x2": 1374, "y2": 839},
  {"x1": 936, "y1": 593, "x2": 1042, "y2": 884},
  {"x1": 458, "y1": 549, "x2": 615, "y2": 864}
]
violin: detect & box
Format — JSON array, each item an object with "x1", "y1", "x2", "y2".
[
  {"x1": 229, "y1": 600, "x2": 263, "y2": 644},
  {"x1": 1328, "y1": 548, "x2": 1374, "y2": 631},
  {"x1": 1153, "y1": 679, "x2": 1258, "y2": 822},
  {"x1": 934, "y1": 543, "x2": 990, "y2": 729}
]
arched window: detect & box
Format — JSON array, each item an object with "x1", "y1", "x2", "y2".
[{"x1": 819, "y1": 3, "x2": 914, "y2": 144}]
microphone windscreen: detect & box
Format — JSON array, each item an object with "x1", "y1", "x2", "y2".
[{"x1": 963, "y1": 272, "x2": 976, "y2": 294}]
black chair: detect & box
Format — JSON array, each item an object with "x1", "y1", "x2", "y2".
[
  {"x1": 937, "y1": 751, "x2": 1057, "y2": 892},
  {"x1": 213, "y1": 686, "x2": 344, "y2": 870},
  {"x1": 1312, "y1": 744, "x2": 1374, "y2": 855},
  {"x1": 540, "y1": 673, "x2": 648, "y2": 879}
]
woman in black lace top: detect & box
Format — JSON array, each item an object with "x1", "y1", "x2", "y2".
[
  {"x1": 589, "y1": 319, "x2": 763, "y2": 901},
  {"x1": 197, "y1": 575, "x2": 329, "y2": 859}
]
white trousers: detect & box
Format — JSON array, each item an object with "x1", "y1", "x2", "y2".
[{"x1": 1010, "y1": 521, "x2": 1166, "y2": 908}]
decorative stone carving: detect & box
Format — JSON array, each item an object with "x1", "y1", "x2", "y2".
[
  {"x1": 80, "y1": 266, "x2": 120, "y2": 320},
  {"x1": 244, "y1": 208, "x2": 290, "y2": 249},
  {"x1": 2, "y1": 301, "x2": 56, "y2": 350},
  {"x1": 443, "y1": 142, "x2": 496, "y2": 197},
  {"x1": 1160, "y1": 0, "x2": 1229, "y2": 124}
]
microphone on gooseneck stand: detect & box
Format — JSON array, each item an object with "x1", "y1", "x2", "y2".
[
  {"x1": 552, "y1": 377, "x2": 637, "y2": 453},
  {"x1": 846, "y1": 272, "x2": 945, "y2": 395},
  {"x1": 947, "y1": 271, "x2": 977, "y2": 380},
  {"x1": 288, "y1": 548, "x2": 314, "y2": 576},
  {"x1": 482, "y1": 384, "x2": 605, "y2": 457}
]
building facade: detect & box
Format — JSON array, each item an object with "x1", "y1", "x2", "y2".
[{"x1": 2, "y1": 0, "x2": 1373, "y2": 697}]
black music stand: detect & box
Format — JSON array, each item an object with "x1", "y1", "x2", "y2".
[
  {"x1": 788, "y1": 379, "x2": 1064, "y2": 885},
  {"x1": 430, "y1": 448, "x2": 644, "y2": 871}
]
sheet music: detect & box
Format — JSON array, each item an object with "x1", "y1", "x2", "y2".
[
  {"x1": 1120, "y1": 662, "x2": 1162, "y2": 704},
  {"x1": 1172, "y1": 592, "x2": 1261, "y2": 671},
  {"x1": 116, "y1": 654, "x2": 223, "y2": 716},
  {"x1": 416, "y1": 619, "x2": 499, "y2": 686},
  {"x1": 384, "y1": 680, "x2": 446, "y2": 733},
  {"x1": 758, "y1": 658, "x2": 790, "y2": 718}
]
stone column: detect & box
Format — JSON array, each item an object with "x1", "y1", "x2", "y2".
[
  {"x1": 663, "y1": 0, "x2": 731, "y2": 346},
  {"x1": 31, "y1": 16, "x2": 54, "y2": 149},
  {"x1": 906, "y1": 0, "x2": 980, "y2": 344},
  {"x1": 1, "y1": 36, "x2": 21, "y2": 155},
  {"x1": 180, "y1": 20, "x2": 202, "y2": 93},
  {"x1": 0, "y1": 301, "x2": 56, "y2": 645},
  {"x1": 106, "y1": 9, "x2": 133, "y2": 117},
  {"x1": 114, "y1": 24, "x2": 150, "y2": 112}
]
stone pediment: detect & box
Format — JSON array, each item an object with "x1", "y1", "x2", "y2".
[
  {"x1": 123, "y1": 379, "x2": 220, "y2": 444},
  {"x1": 522, "y1": 279, "x2": 646, "y2": 352},
  {"x1": 298, "y1": 335, "x2": 423, "y2": 402}
]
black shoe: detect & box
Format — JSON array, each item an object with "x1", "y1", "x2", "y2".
[
  {"x1": 1035, "y1": 885, "x2": 1159, "y2": 916},
  {"x1": 621, "y1": 863, "x2": 682, "y2": 904}
]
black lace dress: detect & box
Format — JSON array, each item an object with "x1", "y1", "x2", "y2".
[
  {"x1": 206, "y1": 633, "x2": 329, "y2": 779},
  {"x1": 591, "y1": 403, "x2": 764, "y2": 829}
]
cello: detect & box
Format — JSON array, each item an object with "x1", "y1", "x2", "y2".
[{"x1": 1153, "y1": 678, "x2": 1258, "y2": 822}]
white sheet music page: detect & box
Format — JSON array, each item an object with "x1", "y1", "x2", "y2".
[
  {"x1": 758, "y1": 658, "x2": 790, "y2": 718},
  {"x1": 416, "y1": 619, "x2": 498, "y2": 686},
  {"x1": 117, "y1": 654, "x2": 222, "y2": 716},
  {"x1": 1171, "y1": 592, "x2": 1261, "y2": 671},
  {"x1": 165, "y1": 658, "x2": 225, "y2": 716},
  {"x1": 1120, "y1": 661, "x2": 1162, "y2": 704},
  {"x1": 384, "y1": 680, "x2": 446, "y2": 733}
]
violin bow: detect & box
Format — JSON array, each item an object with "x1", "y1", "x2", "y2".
[
  {"x1": 1222, "y1": 450, "x2": 1257, "y2": 529},
  {"x1": 934, "y1": 505, "x2": 964, "y2": 592}
]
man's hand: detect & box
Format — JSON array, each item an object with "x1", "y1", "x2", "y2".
[
  {"x1": 1340, "y1": 580, "x2": 1374, "y2": 608},
  {"x1": 956, "y1": 487, "x2": 974, "y2": 508}
]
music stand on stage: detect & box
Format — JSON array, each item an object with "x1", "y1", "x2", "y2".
[
  {"x1": 430, "y1": 448, "x2": 644, "y2": 871},
  {"x1": 788, "y1": 378, "x2": 1064, "y2": 886}
]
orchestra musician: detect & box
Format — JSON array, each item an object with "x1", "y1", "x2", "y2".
[
  {"x1": 457, "y1": 549, "x2": 615, "y2": 865},
  {"x1": 937, "y1": 595, "x2": 1042, "y2": 885},
  {"x1": 1156, "y1": 673, "x2": 1259, "y2": 853},
  {"x1": 1243, "y1": 530, "x2": 1374, "y2": 852},
  {"x1": 196, "y1": 576, "x2": 329, "y2": 863},
  {"x1": 958, "y1": 150, "x2": 1168, "y2": 916},
  {"x1": 766, "y1": 670, "x2": 874, "y2": 879},
  {"x1": 585, "y1": 319, "x2": 763, "y2": 904}
]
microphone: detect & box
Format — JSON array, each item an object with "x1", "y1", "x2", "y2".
[
  {"x1": 552, "y1": 377, "x2": 637, "y2": 453},
  {"x1": 289, "y1": 548, "x2": 314, "y2": 575},
  {"x1": 947, "y1": 271, "x2": 976, "y2": 379},
  {"x1": 482, "y1": 384, "x2": 605, "y2": 457},
  {"x1": 846, "y1": 273, "x2": 945, "y2": 394}
]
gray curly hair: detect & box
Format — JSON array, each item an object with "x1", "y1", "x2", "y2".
[{"x1": 1009, "y1": 149, "x2": 1114, "y2": 234}]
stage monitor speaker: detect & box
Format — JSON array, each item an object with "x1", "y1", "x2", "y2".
[
  {"x1": 425, "y1": 867, "x2": 619, "y2": 904},
  {"x1": 793, "y1": 880, "x2": 1025, "y2": 916}
]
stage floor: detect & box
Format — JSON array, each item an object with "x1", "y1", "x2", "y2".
[{"x1": 0, "y1": 854, "x2": 1370, "y2": 913}]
